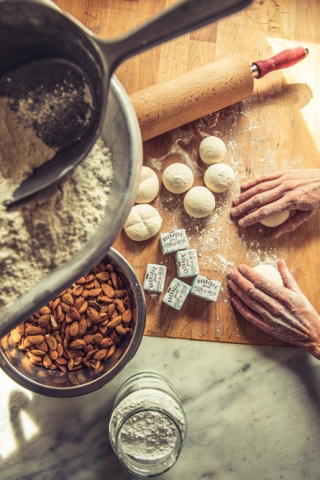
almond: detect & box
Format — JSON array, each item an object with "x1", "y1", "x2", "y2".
[
  {"x1": 101, "y1": 284, "x2": 115, "y2": 298},
  {"x1": 107, "y1": 316, "x2": 122, "y2": 328},
  {"x1": 25, "y1": 325, "x2": 43, "y2": 335},
  {"x1": 68, "y1": 307, "x2": 81, "y2": 321},
  {"x1": 88, "y1": 288, "x2": 102, "y2": 297},
  {"x1": 45, "y1": 335, "x2": 57, "y2": 350},
  {"x1": 38, "y1": 314, "x2": 51, "y2": 326},
  {"x1": 96, "y1": 272, "x2": 110, "y2": 282},
  {"x1": 70, "y1": 339, "x2": 86, "y2": 349},
  {"x1": 113, "y1": 289, "x2": 127, "y2": 299},
  {"x1": 11, "y1": 329, "x2": 21, "y2": 344},
  {"x1": 100, "y1": 337, "x2": 114, "y2": 349},
  {"x1": 74, "y1": 296, "x2": 85, "y2": 310},
  {"x1": 99, "y1": 295, "x2": 113, "y2": 303},
  {"x1": 62, "y1": 293, "x2": 74, "y2": 306},
  {"x1": 86, "y1": 307, "x2": 99, "y2": 323},
  {"x1": 79, "y1": 300, "x2": 88, "y2": 314},
  {"x1": 93, "y1": 349, "x2": 107, "y2": 360},
  {"x1": 39, "y1": 306, "x2": 51, "y2": 315},
  {"x1": 114, "y1": 298, "x2": 125, "y2": 314},
  {"x1": 52, "y1": 298, "x2": 60, "y2": 310},
  {"x1": 42, "y1": 354, "x2": 52, "y2": 368},
  {"x1": 72, "y1": 285, "x2": 84, "y2": 297},
  {"x1": 28, "y1": 335, "x2": 45, "y2": 344},
  {"x1": 111, "y1": 272, "x2": 118, "y2": 288},
  {"x1": 115, "y1": 325, "x2": 127, "y2": 336},
  {"x1": 78, "y1": 318, "x2": 87, "y2": 336},
  {"x1": 69, "y1": 321, "x2": 79, "y2": 337}
]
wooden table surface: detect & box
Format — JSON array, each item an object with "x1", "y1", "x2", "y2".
[{"x1": 55, "y1": 0, "x2": 320, "y2": 347}]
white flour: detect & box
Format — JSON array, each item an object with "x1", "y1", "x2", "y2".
[
  {"x1": 110, "y1": 389, "x2": 186, "y2": 463},
  {"x1": 0, "y1": 97, "x2": 113, "y2": 311},
  {"x1": 118, "y1": 410, "x2": 178, "y2": 461}
]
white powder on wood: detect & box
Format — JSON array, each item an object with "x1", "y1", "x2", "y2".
[{"x1": 0, "y1": 98, "x2": 113, "y2": 311}]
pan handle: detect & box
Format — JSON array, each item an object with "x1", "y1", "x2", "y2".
[{"x1": 97, "y1": 0, "x2": 253, "y2": 71}]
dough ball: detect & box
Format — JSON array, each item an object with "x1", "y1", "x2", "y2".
[
  {"x1": 124, "y1": 204, "x2": 162, "y2": 241},
  {"x1": 183, "y1": 186, "x2": 215, "y2": 218},
  {"x1": 199, "y1": 136, "x2": 226, "y2": 165},
  {"x1": 260, "y1": 210, "x2": 290, "y2": 228},
  {"x1": 162, "y1": 163, "x2": 194, "y2": 194},
  {"x1": 135, "y1": 166, "x2": 159, "y2": 204},
  {"x1": 204, "y1": 163, "x2": 235, "y2": 193},
  {"x1": 252, "y1": 264, "x2": 284, "y2": 286}
]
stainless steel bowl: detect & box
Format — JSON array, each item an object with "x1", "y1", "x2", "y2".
[
  {"x1": 0, "y1": 248, "x2": 146, "y2": 397},
  {"x1": 0, "y1": 74, "x2": 143, "y2": 338}
]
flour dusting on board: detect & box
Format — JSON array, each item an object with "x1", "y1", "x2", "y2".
[{"x1": 146, "y1": 99, "x2": 287, "y2": 287}]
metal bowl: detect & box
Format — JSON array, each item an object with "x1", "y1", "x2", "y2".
[
  {"x1": 0, "y1": 248, "x2": 146, "y2": 397},
  {"x1": 0, "y1": 74, "x2": 143, "y2": 338}
]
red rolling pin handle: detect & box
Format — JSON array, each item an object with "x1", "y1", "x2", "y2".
[{"x1": 252, "y1": 47, "x2": 309, "y2": 79}]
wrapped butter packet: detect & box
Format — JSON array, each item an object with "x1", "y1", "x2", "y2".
[
  {"x1": 175, "y1": 249, "x2": 199, "y2": 278},
  {"x1": 160, "y1": 229, "x2": 189, "y2": 255},
  {"x1": 143, "y1": 264, "x2": 167, "y2": 293},
  {"x1": 190, "y1": 275, "x2": 221, "y2": 302},
  {"x1": 162, "y1": 278, "x2": 191, "y2": 310}
]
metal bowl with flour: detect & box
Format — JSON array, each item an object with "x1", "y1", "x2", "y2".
[{"x1": 0, "y1": 75, "x2": 143, "y2": 337}]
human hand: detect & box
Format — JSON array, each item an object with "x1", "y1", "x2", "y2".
[
  {"x1": 230, "y1": 169, "x2": 320, "y2": 238},
  {"x1": 227, "y1": 259, "x2": 320, "y2": 360}
]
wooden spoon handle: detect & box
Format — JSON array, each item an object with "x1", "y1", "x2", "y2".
[{"x1": 129, "y1": 53, "x2": 253, "y2": 142}]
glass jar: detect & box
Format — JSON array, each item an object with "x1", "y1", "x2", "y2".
[{"x1": 109, "y1": 372, "x2": 187, "y2": 477}]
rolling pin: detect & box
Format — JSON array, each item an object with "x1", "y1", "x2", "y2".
[{"x1": 129, "y1": 47, "x2": 308, "y2": 141}]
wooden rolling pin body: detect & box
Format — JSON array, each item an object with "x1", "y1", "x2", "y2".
[{"x1": 129, "y1": 53, "x2": 254, "y2": 141}]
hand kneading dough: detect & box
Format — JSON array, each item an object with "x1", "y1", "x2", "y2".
[
  {"x1": 260, "y1": 210, "x2": 290, "y2": 227},
  {"x1": 135, "y1": 166, "x2": 159, "y2": 203},
  {"x1": 199, "y1": 136, "x2": 226, "y2": 165},
  {"x1": 162, "y1": 163, "x2": 194, "y2": 194},
  {"x1": 253, "y1": 264, "x2": 284, "y2": 286},
  {"x1": 124, "y1": 204, "x2": 162, "y2": 241},
  {"x1": 204, "y1": 163, "x2": 235, "y2": 193},
  {"x1": 183, "y1": 186, "x2": 215, "y2": 218}
]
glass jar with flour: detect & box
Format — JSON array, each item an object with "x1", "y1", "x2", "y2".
[{"x1": 109, "y1": 372, "x2": 187, "y2": 477}]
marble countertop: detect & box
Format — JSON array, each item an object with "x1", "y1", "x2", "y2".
[{"x1": 1, "y1": 336, "x2": 320, "y2": 480}]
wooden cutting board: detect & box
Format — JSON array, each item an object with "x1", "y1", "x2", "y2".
[{"x1": 55, "y1": 0, "x2": 320, "y2": 347}]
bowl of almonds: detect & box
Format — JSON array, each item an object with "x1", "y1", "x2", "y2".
[{"x1": 0, "y1": 248, "x2": 146, "y2": 397}]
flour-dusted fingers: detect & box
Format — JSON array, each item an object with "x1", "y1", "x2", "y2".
[
  {"x1": 276, "y1": 259, "x2": 300, "y2": 292},
  {"x1": 231, "y1": 182, "x2": 283, "y2": 217},
  {"x1": 236, "y1": 198, "x2": 292, "y2": 227},
  {"x1": 228, "y1": 273, "x2": 286, "y2": 318},
  {"x1": 237, "y1": 171, "x2": 290, "y2": 193},
  {"x1": 272, "y1": 211, "x2": 314, "y2": 238},
  {"x1": 231, "y1": 295, "x2": 287, "y2": 341},
  {"x1": 230, "y1": 295, "x2": 276, "y2": 335}
]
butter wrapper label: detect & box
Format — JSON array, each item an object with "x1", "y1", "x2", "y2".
[
  {"x1": 143, "y1": 264, "x2": 167, "y2": 293},
  {"x1": 190, "y1": 275, "x2": 221, "y2": 302},
  {"x1": 175, "y1": 249, "x2": 200, "y2": 278},
  {"x1": 162, "y1": 278, "x2": 191, "y2": 310},
  {"x1": 160, "y1": 229, "x2": 189, "y2": 255}
]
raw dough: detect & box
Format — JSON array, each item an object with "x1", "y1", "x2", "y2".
[
  {"x1": 124, "y1": 204, "x2": 162, "y2": 241},
  {"x1": 252, "y1": 264, "x2": 284, "y2": 286},
  {"x1": 260, "y1": 210, "x2": 290, "y2": 227},
  {"x1": 204, "y1": 163, "x2": 235, "y2": 193},
  {"x1": 199, "y1": 136, "x2": 226, "y2": 165},
  {"x1": 135, "y1": 166, "x2": 159, "y2": 204},
  {"x1": 162, "y1": 163, "x2": 194, "y2": 194},
  {"x1": 183, "y1": 186, "x2": 215, "y2": 218}
]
